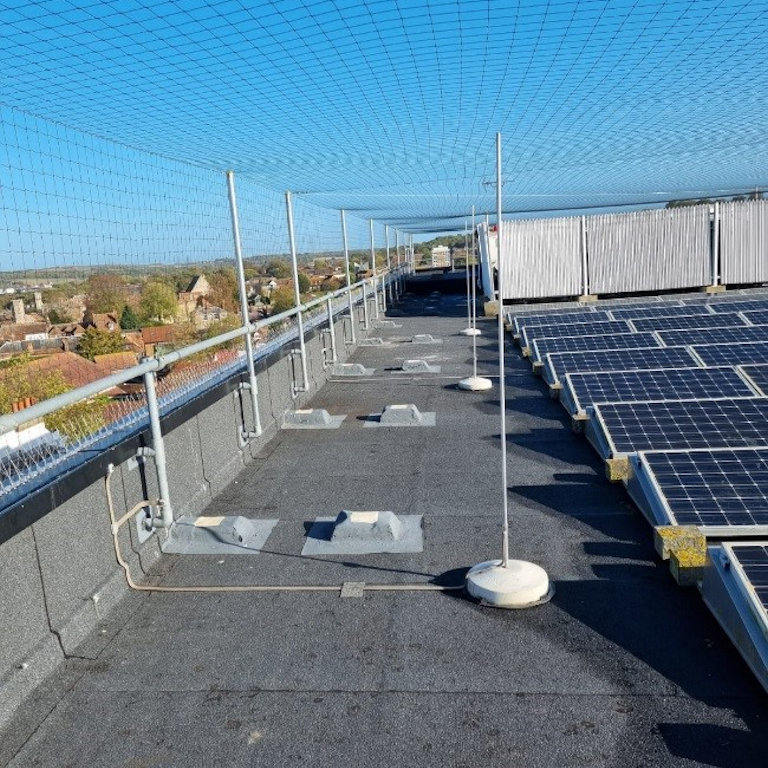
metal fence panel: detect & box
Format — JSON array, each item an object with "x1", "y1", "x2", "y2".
[
  {"x1": 498, "y1": 217, "x2": 582, "y2": 299},
  {"x1": 586, "y1": 206, "x2": 710, "y2": 294},
  {"x1": 720, "y1": 200, "x2": 768, "y2": 285}
]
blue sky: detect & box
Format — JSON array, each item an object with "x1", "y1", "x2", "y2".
[{"x1": 1, "y1": 0, "x2": 767, "y2": 269}]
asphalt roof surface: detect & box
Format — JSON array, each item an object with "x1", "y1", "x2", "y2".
[{"x1": 4, "y1": 284, "x2": 768, "y2": 767}]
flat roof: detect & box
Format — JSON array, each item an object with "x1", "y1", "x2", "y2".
[{"x1": 4, "y1": 289, "x2": 768, "y2": 766}]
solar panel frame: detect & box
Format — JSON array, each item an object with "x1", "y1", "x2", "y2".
[
  {"x1": 607, "y1": 304, "x2": 714, "y2": 321},
  {"x1": 521, "y1": 319, "x2": 631, "y2": 350},
  {"x1": 739, "y1": 364, "x2": 768, "y2": 396},
  {"x1": 531, "y1": 331, "x2": 660, "y2": 363},
  {"x1": 707, "y1": 300, "x2": 768, "y2": 314},
  {"x1": 561, "y1": 365, "x2": 758, "y2": 416},
  {"x1": 658, "y1": 325, "x2": 768, "y2": 348},
  {"x1": 511, "y1": 308, "x2": 608, "y2": 335},
  {"x1": 720, "y1": 542, "x2": 768, "y2": 628},
  {"x1": 742, "y1": 310, "x2": 768, "y2": 326},
  {"x1": 628, "y1": 446, "x2": 768, "y2": 537},
  {"x1": 690, "y1": 342, "x2": 768, "y2": 368},
  {"x1": 628, "y1": 313, "x2": 747, "y2": 333},
  {"x1": 543, "y1": 345, "x2": 700, "y2": 387},
  {"x1": 589, "y1": 396, "x2": 768, "y2": 460}
]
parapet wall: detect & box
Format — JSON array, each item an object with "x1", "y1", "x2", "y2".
[{"x1": 0, "y1": 315, "x2": 357, "y2": 731}]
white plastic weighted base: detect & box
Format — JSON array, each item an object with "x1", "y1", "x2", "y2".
[
  {"x1": 458, "y1": 375, "x2": 493, "y2": 391},
  {"x1": 465, "y1": 559, "x2": 553, "y2": 608},
  {"x1": 460, "y1": 327, "x2": 481, "y2": 336}
]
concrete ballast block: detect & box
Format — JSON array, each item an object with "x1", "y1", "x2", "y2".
[
  {"x1": 331, "y1": 510, "x2": 404, "y2": 542},
  {"x1": 331, "y1": 363, "x2": 373, "y2": 377},
  {"x1": 380, "y1": 404, "x2": 424, "y2": 425}
]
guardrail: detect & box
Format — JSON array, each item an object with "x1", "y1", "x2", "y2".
[{"x1": 0, "y1": 267, "x2": 408, "y2": 517}]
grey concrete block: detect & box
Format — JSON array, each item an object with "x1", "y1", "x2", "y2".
[
  {"x1": 162, "y1": 515, "x2": 278, "y2": 555},
  {"x1": 302, "y1": 512, "x2": 423, "y2": 555},
  {"x1": 400, "y1": 359, "x2": 441, "y2": 374},
  {"x1": 359, "y1": 337, "x2": 387, "y2": 346},
  {"x1": 411, "y1": 334, "x2": 442, "y2": 344},
  {"x1": 282, "y1": 409, "x2": 346, "y2": 429},
  {"x1": 331, "y1": 363, "x2": 374, "y2": 377},
  {"x1": 365, "y1": 404, "x2": 436, "y2": 427}
]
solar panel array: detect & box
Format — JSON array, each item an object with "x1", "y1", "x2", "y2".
[
  {"x1": 521, "y1": 320, "x2": 631, "y2": 350},
  {"x1": 741, "y1": 364, "x2": 768, "y2": 395},
  {"x1": 638, "y1": 448, "x2": 768, "y2": 533},
  {"x1": 510, "y1": 292, "x2": 768, "y2": 540},
  {"x1": 512, "y1": 309, "x2": 607, "y2": 335},
  {"x1": 593, "y1": 397, "x2": 768, "y2": 456},
  {"x1": 532, "y1": 332, "x2": 659, "y2": 363},
  {"x1": 725, "y1": 544, "x2": 768, "y2": 617},
  {"x1": 562, "y1": 366, "x2": 757, "y2": 416},
  {"x1": 543, "y1": 346, "x2": 698, "y2": 386},
  {"x1": 629, "y1": 313, "x2": 747, "y2": 333},
  {"x1": 658, "y1": 325, "x2": 768, "y2": 348},
  {"x1": 692, "y1": 342, "x2": 768, "y2": 368}
]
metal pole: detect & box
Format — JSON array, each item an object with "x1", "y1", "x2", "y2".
[
  {"x1": 285, "y1": 191, "x2": 309, "y2": 392},
  {"x1": 369, "y1": 218, "x2": 380, "y2": 319},
  {"x1": 464, "y1": 219, "x2": 471, "y2": 329},
  {"x1": 340, "y1": 209, "x2": 356, "y2": 344},
  {"x1": 471, "y1": 206, "x2": 479, "y2": 377},
  {"x1": 496, "y1": 132, "x2": 509, "y2": 568},
  {"x1": 362, "y1": 278, "x2": 370, "y2": 330},
  {"x1": 226, "y1": 171, "x2": 262, "y2": 437},
  {"x1": 143, "y1": 368, "x2": 173, "y2": 527},
  {"x1": 712, "y1": 202, "x2": 720, "y2": 286},
  {"x1": 385, "y1": 224, "x2": 392, "y2": 307},
  {"x1": 580, "y1": 215, "x2": 589, "y2": 297},
  {"x1": 326, "y1": 296, "x2": 338, "y2": 364}
]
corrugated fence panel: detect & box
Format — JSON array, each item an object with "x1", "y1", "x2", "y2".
[
  {"x1": 720, "y1": 200, "x2": 768, "y2": 285},
  {"x1": 499, "y1": 217, "x2": 582, "y2": 299},
  {"x1": 586, "y1": 206, "x2": 710, "y2": 294}
]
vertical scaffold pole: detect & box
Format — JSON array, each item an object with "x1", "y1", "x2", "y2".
[
  {"x1": 285, "y1": 191, "x2": 309, "y2": 393},
  {"x1": 340, "y1": 209, "x2": 356, "y2": 344},
  {"x1": 226, "y1": 171, "x2": 262, "y2": 436}
]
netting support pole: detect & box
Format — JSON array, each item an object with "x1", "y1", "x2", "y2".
[
  {"x1": 143, "y1": 368, "x2": 173, "y2": 528},
  {"x1": 385, "y1": 224, "x2": 392, "y2": 306},
  {"x1": 340, "y1": 209, "x2": 356, "y2": 344},
  {"x1": 712, "y1": 202, "x2": 721, "y2": 286},
  {"x1": 369, "y1": 219, "x2": 380, "y2": 319},
  {"x1": 226, "y1": 171, "x2": 262, "y2": 437},
  {"x1": 580, "y1": 215, "x2": 589, "y2": 297},
  {"x1": 496, "y1": 132, "x2": 509, "y2": 568},
  {"x1": 285, "y1": 191, "x2": 309, "y2": 393}
]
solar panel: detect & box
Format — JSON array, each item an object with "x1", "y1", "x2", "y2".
[
  {"x1": 693, "y1": 342, "x2": 768, "y2": 368},
  {"x1": 608, "y1": 304, "x2": 712, "y2": 320},
  {"x1": 742, "y1": 310, "x2": 768, "y2": 326},
  {"x1": 511, "y1": 309, "x2": 608, "y2": 334},
  {"x1": 521, "y1": 320, "x2": 631, "y2": 349},
  {"x1": 740, "y1": 364, "x2": 768, "y2": 396},
  {"x1": 658, "y1": 325, "x2": 768, "y2": 348},
  {"x1": 632, "y1": 447, "x2": 768, "y2": 535},
  {"x1": 532, "y1": 332, "x2": 659, "y2": 363},
  {"x1": 562, "y1": 365, "x2": 757, "y2": 415},
  {"x1": 721, "y1": 543, "x2": 768, "y2": 620},
  {"x1": 543, "y1": 345, "x2": 699, "y2": 386},
  {"x1": 592, "y1": 396, "x2": 768, "y2": 458},
  {"x1": 707, "y1": 299, "x2": 768, "y2": 314},
  {"x1": 629, "y1": 313, "x2": 747, "y2": 333}
]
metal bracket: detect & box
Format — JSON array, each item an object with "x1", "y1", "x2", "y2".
[{"x1": 127, "y1": 446, "x2": 156, "y2": 472}]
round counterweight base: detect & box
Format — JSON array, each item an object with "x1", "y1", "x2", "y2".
[
  {"x1": 458, "y1": 375, "x2": 493, "y2": 391},
  {"x1": 465, "y1": 559, "x2": 553, "y2": 609},
  {"x1": 460, "y1": 327, "x2": 482, "y2": 336}
]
